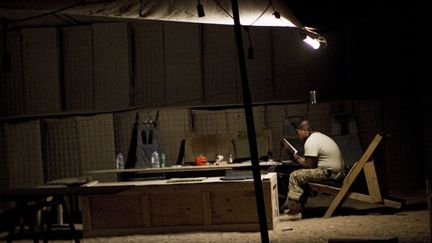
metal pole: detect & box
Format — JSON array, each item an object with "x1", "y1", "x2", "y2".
[
  {"x1": 230, "y1": 0, "x2": 269, "y2": 242},
  {"x1": 427, "y1": 178, "x2": 432, "y2": 239}
]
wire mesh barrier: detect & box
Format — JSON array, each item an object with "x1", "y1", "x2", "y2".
[{"x1": 0, "y1": 100, "x2": 422, "y2": 194}]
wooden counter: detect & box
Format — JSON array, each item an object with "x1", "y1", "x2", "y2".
[
  {"x1": 85, "y1": 161, "x2": 282, "y2": 181},
  {"x1": 80, "y1": 173, "x2": 279, "y2": 237}
]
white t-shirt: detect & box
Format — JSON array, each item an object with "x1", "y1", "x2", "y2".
[{"x1": 304, "y1": 132, "x2": 344, "y2": 172}]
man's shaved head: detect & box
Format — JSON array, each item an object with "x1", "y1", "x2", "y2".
[{"x1": 296, "y1": 118, "x2": 314, "y2": 132}]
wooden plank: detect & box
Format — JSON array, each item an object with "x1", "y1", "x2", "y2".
[
  {"x1": 80, "y1": 173, "x2": 278, "y2": 236},
  {"x1": 150, "y1": 192, "x2": 204, "y2": 226},
  {"x1": 383, "y1": 199, "x2": 403, "y2": 209},
  {"x1": 80, "y1": 196, "x2": 91, "y2": 233},
  {"x1": 363, "y1": 160, "x2": 382, "y2": 202},
  {"x1": 88, "y1": 194, "x2": 143, "y2": 229},
  {"x1": 308, "y1": 183, "x2": 402, "y2": 209},
  {"x1": 211, "y1": 190, "x2": 258, "y2": 225},
  {"x1": 268, "y1": 175, "x2": 280, "y2": 225},
  {"x1": 323, "y1": 134, "x2": 382, "y2": 218},
  {"x1": 141, "y1": 194, "x2": 151, "y2": 227},
  {"x1": 202, "y1": 192, "x2": 212, "y2": 225},
  {"x1": 308, "y1": 183, "x2": 338, "y2": 194},
  {"x1": 261, "y1": 178, "x2": 278, "y2": 228},
  {"x1": 309, "y1": 183, "x2": 374, "y2": 202}
]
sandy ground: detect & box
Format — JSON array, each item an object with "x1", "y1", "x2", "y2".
[
  {"x1": 5, "y1": 190, "x2": 431, "y2": 243},
  {"x1": 71, "y1": 210, "x2": 429, "y2": 243}
]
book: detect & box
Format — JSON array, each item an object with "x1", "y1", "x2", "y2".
[{"x1": 283, "y1": 138, "x2": 298, "y2": 155}]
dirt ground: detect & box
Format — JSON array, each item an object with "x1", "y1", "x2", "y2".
[{"x1": 6, "y1": 190, "x2": 431, "y2": 243}]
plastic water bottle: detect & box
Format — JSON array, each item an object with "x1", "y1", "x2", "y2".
[
  {"x1": 116, "y1": 153, "x2": 124, "y2": 169},
  {"x1": 160, "y1": 153, "x2": 166, "y2": 168},
  {"x1": 267, "y1": 150, "x2": 273, "y2": 162},
  {"x1": 151, "y1": 151, "x2": 160, "y2": 168}
]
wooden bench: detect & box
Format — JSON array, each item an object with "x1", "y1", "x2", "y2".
[{"x1": 308, "y1": 134, "x2": 403, "y2": 218}]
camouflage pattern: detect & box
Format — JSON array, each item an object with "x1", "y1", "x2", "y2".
[{"x1": 288, "y1": 168, "x2": 327, "y2": 201}]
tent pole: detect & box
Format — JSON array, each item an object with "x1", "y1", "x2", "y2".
[{"x1": 230, "y1": 0, "x2": 269, "y2": 242}]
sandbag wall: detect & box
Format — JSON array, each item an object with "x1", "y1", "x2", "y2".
[{"x1": 0, "y1": 99, "x2": 423, "y2": 193}]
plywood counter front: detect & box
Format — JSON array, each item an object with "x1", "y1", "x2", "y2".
[{"x1": 80, "y1": 173, "x2": 279, "y2": 237}]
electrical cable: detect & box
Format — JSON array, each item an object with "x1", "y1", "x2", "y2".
[
  {"x1": 9, "y1": 1, "x2": 83, "y2": 24},
  {"x1": 243, "y1": 26, "x2": 254, "y2": 59},
  {"x1": 212, "y1": 0, "x2": 233, "y2": 19},
  {"x1": 7, "y1": 0, "x2": 114, "y2": 24},
  {"x1": 248, "y1": 2, "x2": 272, "y2": 27}
]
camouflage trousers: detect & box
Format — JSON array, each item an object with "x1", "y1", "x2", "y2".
[{"x1": 287, "y1": 168, "x2": 327, "y2": 201}]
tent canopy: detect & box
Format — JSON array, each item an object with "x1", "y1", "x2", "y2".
[{"x1": 0, "y1": 0, "x2": 323, "y2": 41}]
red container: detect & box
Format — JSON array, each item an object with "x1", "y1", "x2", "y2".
[{"x1": 195, "y1": 154, "x2": 207, "y2": 166}]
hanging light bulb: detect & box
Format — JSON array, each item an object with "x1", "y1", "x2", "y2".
[
  {"x1": 197, "y1": 0, "x2": 205, "y2": 17},
  {"x1": 299, "y1": 28, "x2": 325, "y2": 50},
  {"x1": 303, "y1": 35, "x2": 320, "y2": 49}
]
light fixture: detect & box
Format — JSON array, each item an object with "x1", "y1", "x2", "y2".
[
  {"x1": 299, "y1": 28, "x2": 326, "y2": 49},
  {"x1": 197, "y1": 0, "x2": 205, "y2": 17},
  {"x1": 303, "y1": 35, "x2": 320, "y2": 49}
]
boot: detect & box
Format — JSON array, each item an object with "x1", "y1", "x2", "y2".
[{"x1": 280, "y1": 199, "x2": 302, "y2": 221}]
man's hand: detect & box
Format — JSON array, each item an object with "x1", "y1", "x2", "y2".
[{"x1": 280, "y1": 140, "x2": 296, "y2": 160}]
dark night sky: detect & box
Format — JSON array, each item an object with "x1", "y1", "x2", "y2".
[{"x1": 284, "y1": 2, "x2": 423, "y2": 33}]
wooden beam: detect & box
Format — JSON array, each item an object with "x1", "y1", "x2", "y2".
[
  {"x1": 322, "y1": 134, "x2": 383, "y2": 218},
  {"x1": 363, "y1": 161, "x2": 382, "y2": 202},
  {"x1": 309, "y1": 182, "x2": 402, "y2": 209}
]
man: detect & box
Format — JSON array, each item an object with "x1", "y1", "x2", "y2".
[{"x1": 280, "y1": 118, "x2": 344, "y2": 220}]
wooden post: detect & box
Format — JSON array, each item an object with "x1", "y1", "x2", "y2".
[
  {"x1": 363, "y1": 161, "x2": 382, "y2": 202},
  {"x1": 427, "y1": 178, "x2": 432, "y2": 240},
  {"x1": 230, "y1": 0, "x2": 269, "y2": 242}
]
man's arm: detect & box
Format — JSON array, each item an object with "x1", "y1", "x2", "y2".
[
  {"x1": 280, "y1": 140, "x2": 296, "y2": 155},
  {"x1": 280, "y1": 140, "x2": 318, "y2": 168},
  {"x1": 293, "y1": 154, "x2": 318, "y2": 169}
]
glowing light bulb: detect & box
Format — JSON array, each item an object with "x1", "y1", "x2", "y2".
[{"x1": 303, "y1": 35, "x2": 320, "y2": 49}]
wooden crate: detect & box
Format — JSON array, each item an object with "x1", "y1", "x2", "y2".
[{"x1": 80, "y1": 173, "x2": 279, "y2": 237}]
